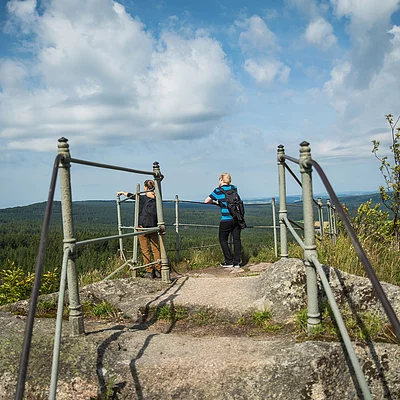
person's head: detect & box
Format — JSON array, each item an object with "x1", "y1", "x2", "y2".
[
  {"x1": 219, "y1": 173, "x2": 231, "y2": 186},
  {"x1": 144, "y1": 179, "x2": 155, "y2": 191}
]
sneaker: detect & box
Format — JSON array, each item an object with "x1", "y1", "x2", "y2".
[
  {"x1": 220, "y1": 262, "x2": 233, "y2": 268},
  {"x1": 233, "y1": 264, "x2": 241, "y2": 268},
  {"x1": 144, "y1": 271, "x2": 155, "y2": 279}
]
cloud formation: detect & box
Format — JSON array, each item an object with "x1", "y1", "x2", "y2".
[
  {"x1": 0, "y1": 0, "x2": 238, "y2": 151},
  {"x1": 244, "y1": 58, "x2": 290, "y2": 86},
  {"x1": 238, "y1": 15, "x2": 278, "y2": 53},
  {"x1": 305, "y1": 17, "x2": 337, "y2": 50},
  {"x1": 331, "y1": 0, "x2": 400, "y2": 89}
]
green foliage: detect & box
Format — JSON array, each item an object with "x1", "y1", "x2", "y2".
[
  {"x1": 251, "y1": 309, "x2": 282, "y2": 332},
  {"x1": 252, "y1": 310, "x2": 273, "y2": 327},
  {"x1": 0, "y1": 260, "x2": 34, "y2": 305},
  {"x1": 0, "y1": 260, "x2": 59, "y2": 305},
  {"x1": 371, "y1": 113, "x2": 400, "y2": 244},
  {"x1": 314, "y1": 230, "x2": 400, "y2": 285},
  {"x1": 82, "y1": 300, "x2": 119, "y2": 319},
  {"x1": 155, "y1": 305, "x2": 188, "y2": 321},
  {"x1": 295, "y1": 304, "x2": 397, "y2": 343},
  {"x1": 352, "y1": 199, "x2": 392, "y2": 242}
]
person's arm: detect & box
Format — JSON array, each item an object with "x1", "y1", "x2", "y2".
[
  {"x1": 204, "y1": 196, "x2": 215, "y2": 204},
  {"x1": 117, "y1": 191, "x2": 134, "y2": 198}
]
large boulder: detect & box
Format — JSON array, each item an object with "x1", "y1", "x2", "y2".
[
  {"x1": 1, "y1": 258, "x2": 399, "y2": 399},
  {"x1": 258, "y1": 258, "x2": 400, "y2": 323}
]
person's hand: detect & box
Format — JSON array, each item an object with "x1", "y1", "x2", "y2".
[{"x1": 117, "y1": 191, "x2": 124, "y2": 197}]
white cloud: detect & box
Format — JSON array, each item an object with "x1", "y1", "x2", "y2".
[
  {"x1": 331, "y1": 0, "x2": 400, "y2": 23},
  {"x1": 318, "y1": 24, "x2": 400, "y2": 159},
  {"x1": 0, "y1": 0, "x2": 239, "y2": 151},
  {"x1": 305, "y1": 17, "x2": 337, "y2": 50},
  {"x1": 0, "y1": 59, "x2": 28, "y2": 90},
  {"x1": 4, "y1": 0, "x2": 37, "y2": 35},
  {"x1": 244, "y1": 58, "x2": 291, "y2": 86},
  {"x1": 238, "y1": 15, "x2": 278, "y2": 54},
  {"x1": 330, "y1": 0, "x2": 400, "y2": 88}
]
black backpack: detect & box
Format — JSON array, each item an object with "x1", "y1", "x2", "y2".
[
  {"x1": 140, "y1": 197, "x2": 158, "y2": 228},
  {"x1": 219, "y1": 186, "x2": 247, "y2": 229}
]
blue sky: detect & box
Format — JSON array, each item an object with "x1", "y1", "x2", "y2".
[{"x1": 1, "y1": 0, "x2": 400, "y2": 208}]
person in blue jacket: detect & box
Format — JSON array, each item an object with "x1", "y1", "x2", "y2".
[{"x1": 205, "y1": 172, "x2": 242, "y2": 268}]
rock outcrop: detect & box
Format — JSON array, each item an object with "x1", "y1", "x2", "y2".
[{"x1": 1, "y1": 258, "x2": 399, "y2": 399}]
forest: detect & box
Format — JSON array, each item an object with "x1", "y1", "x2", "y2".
[{"x1": 0, "y1": 192, "x2": 380, "y2": 276}]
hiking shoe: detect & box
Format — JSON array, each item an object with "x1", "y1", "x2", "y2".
[
  {"x1": 144, "y1": 271, "x2": 155, "y2": 279},
  {"x1": 220, "y1": 262, "x2": 233, "y2": 268},
  {"x1": 155, "y1": 269, "x2": 161, "y2": 279}
]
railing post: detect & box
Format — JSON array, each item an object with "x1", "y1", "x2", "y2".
[
  {"x1": 327, "y1": 199, "x2": 334, "y2": 243},
  {"x1": 277, "y1": 145, "x2": 288, "y2": 258},
  {"x1": 331, "y1": 201, "x2": 338, "y2": 239},
  {"x1": 57, "y1": 137, "x2": 84, "y2": 336},
  {"x1": 116, "y1": 195, "x2": 125, "y2": 261},
  {"x1": 299, "y1": 141, "x2": 321, "y2": 332},
  {"x1": 131, "y1": 183, "x2": 140, "y2": 278},
  {"x1": 175, "y1": 195, "x2": 180, "y2": 262},
  {"x1": 317, "y1": 197, "x2": 324, "y2": 237},
  {"x1": 271, "y1": 197, "x2": 278, "y2": 258},
  {"x1": 153, "y1": 162, "x2": 171, "y2": 283}
]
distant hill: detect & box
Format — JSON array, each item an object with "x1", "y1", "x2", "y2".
[{"x1": 0, "y1": 192, "x2": 382, "y2": 226}]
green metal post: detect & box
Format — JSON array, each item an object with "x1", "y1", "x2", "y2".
[
  {"x1": 116, "y1": 195, "x2": 125, "y2": 261},
  {"x1": 326, "y1": 199, "x2": 333, "y2": 242},
  {"x1": 153, "y1": 162, "x2": 170, "y2": 283},
  {"x1": 317, "y1": 197, "x2": 324, "y2": 237},
  {"x1": 57, "y1": 138, "x2": 84, "y2": 336},
  {"x1": 277, "y1": 145, "x2": 288, "y2": 258},
  {"x1": 271, "y1": 197, "x2": 278, "y2": 258},
  {"x1": 131, "y1": 183, "x2": 140, "y2": 277},
  {"x1": 331, "y1": 201, "x2": 338, "y2": 239},
  {"x1": 175, "y1": 195, "x2": 180, "y2": 262},
  {"x1": 299, "y1": 141, "x2": 321, "y2": 332}
]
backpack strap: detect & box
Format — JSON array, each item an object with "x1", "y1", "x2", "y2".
[{"x1": 218, "y1": 185, "x2": 236, "y2": 194}]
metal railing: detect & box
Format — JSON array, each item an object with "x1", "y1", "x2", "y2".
[
  {"x1": 116, "y1": 196, "x2": 280, "y2": 263},
  {"x1": 277, "y1": 141, "x2": 400, "y2": 400},
  {"x1": 15, "y1": 137, "x2": 170, "y2": 400}
]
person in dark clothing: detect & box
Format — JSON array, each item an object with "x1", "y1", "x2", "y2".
[
  {"x1": 204, "y1": 173, "x2": 242, "y2": 268},
  {"x1": 117, "y1": 179, "x2": 160, "y2": 278}
]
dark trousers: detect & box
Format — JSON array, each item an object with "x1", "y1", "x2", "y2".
[{"x1": 218, "y1": 219, "x2": 241, "y2": 265}]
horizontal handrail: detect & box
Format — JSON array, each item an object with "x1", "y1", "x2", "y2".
[
  {"x1": 280, "y1": 154, "x2": 300, "y2": 164},
  {"x1": 163, "y1": 199, "x2": 273, "y2": 206},
  {"x1": 310, "y1": 159, "x2": 400, "y2": 341},
  {"x1": 75, "y1": 228, "x2": 160, "y2": 247},
  {"x1": 70, "y1": 157, "x2": 154, "y2": 176}
]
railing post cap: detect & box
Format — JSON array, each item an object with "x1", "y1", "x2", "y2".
[
  {"x1": 300, "y1": 141, "x2": 310, "y2": 147},
  {"x1": 153, "y1": 161, "x2": 159, "y2": 167},
  {"x1": 58, "y1": 137, "x2": 70, "y2": 153}
]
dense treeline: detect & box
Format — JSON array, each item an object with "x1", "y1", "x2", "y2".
[
  {"x1": 0, "y1": 193, "x2": 380, "y2": 276},
  {"x1": 0, "y1": 200, "x2": 278, "y2": 274}
]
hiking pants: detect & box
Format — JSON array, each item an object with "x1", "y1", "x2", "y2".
[
  {"x1": 138, "y1": 228, "x2": 161, "y2": 272},
  {"x1": 218, "y1": 219, "x2": 241, "y2": 265}
]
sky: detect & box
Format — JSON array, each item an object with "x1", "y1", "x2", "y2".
[{"x1": 1, "y1": 0, "x2": 400, "y2": 208}]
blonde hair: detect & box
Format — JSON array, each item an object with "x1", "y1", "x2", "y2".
[{"x1": 220, "y1": 173, "x2": 231, "y2": 184}]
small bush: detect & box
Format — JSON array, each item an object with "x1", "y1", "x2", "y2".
[{"x1": 0, "y1": 260, "x2": 59, "y2": 306}]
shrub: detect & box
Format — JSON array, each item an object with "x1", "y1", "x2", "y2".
[{"x1": 0, "y1": 260, "x2": 59, "y2": 306}]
